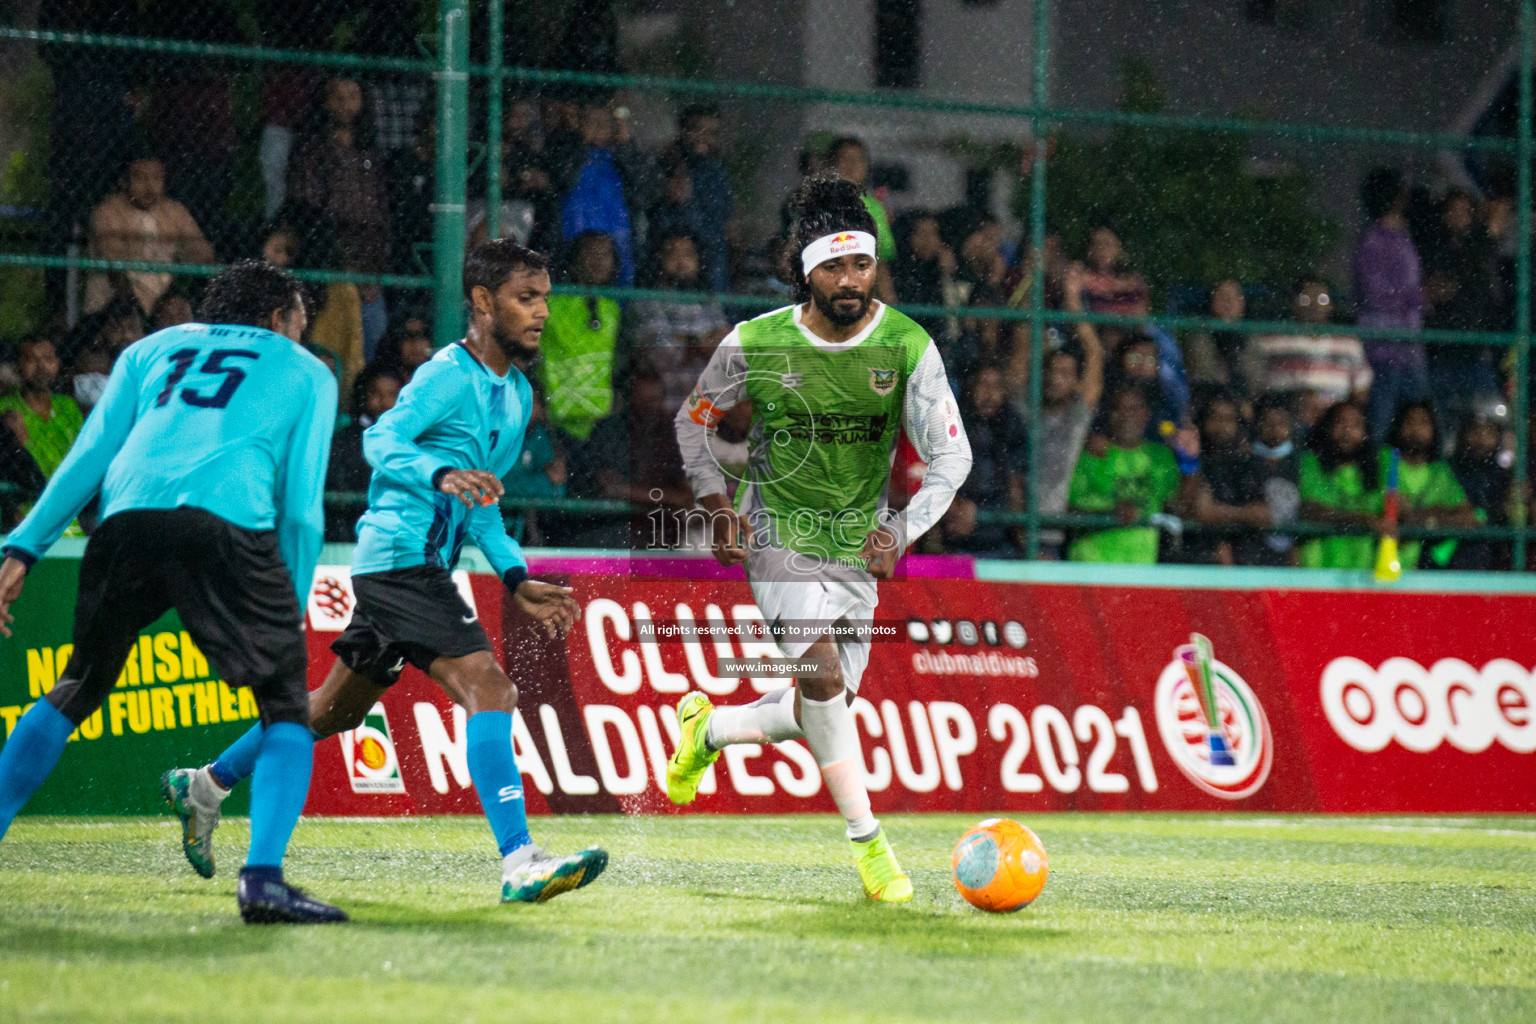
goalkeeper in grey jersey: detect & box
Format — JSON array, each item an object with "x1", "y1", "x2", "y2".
[{"x1": 667, "y1": 172, "x2": 972, "y2": 902}]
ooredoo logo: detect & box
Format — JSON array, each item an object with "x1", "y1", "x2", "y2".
[
  {"x1": 1154, "y1": 635, "x2": 1273, "y2": 800},
  {"x1": 1321, "y1": 657, "x2": 1536, "y2": 754}
]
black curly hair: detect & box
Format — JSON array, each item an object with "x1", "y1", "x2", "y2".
[
  {"x1": 784, "y1": 171, "x2": 877, "y2": 303},
  {"x1": 462, "y1": 237, "x2": 550, "y2": 301},
  {"x1": 198, "y1": 259, "x2": 304, "y2": 328}
]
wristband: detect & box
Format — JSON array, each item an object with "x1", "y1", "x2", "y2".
[
  {"x1": 431, "y1": 466, "x2": 453, "y2": 490},
  {"x1": 2, "y1": 545, "x2": 37, "y2": 570},
  {"x1": 502, "y1": 566, "x2": 529, "y2": 592}
]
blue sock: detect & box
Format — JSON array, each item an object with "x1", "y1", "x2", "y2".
[
  {"x1": 245, "y1": 721, "x2": 314, "y2": 869},
  {"x1": 210, "y1": 722, "x2": 265, "y2": 788},
  {"x1": 0, "y1": 701, "x2": 75, "y2": 841},
  {"x1": 466, "y1": 711, "x2": 531, "y2": 857}
]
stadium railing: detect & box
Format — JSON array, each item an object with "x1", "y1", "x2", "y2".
[{"x1": 1, "y1": 0, "x2": 1531, "y2": 567}]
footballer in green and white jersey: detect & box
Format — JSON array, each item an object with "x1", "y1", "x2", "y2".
[{"x1": 668, "y1": 171, "x2": 971, "y2": 903}]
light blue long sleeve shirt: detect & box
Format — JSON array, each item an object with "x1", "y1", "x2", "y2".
[
  {"x1": 3, "y1": 323, "x2": 338, "y2": 605},
  {"x1": 352, "y1": 342, "x2": 530, "y2": 583}
]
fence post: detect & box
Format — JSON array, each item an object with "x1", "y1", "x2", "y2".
[
  {"x1": 432, "y1": 0, "x2": 470, "y2": 347},
  {"x1": 486, "y1": 0, "x2": 504, "y2": 241},
  {"x1": 1517, "y1": 0, "x2": 1533, "y2": 571},
  {"x1": 1024, "y1": 0, "x2": 1050, "y2": 560}
]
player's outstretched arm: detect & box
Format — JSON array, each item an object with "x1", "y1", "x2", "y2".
[
  {"x1": 886, "y1": 341, "x2": 973, "y2": 556},
  {"x1": 0, "y1": 351, "x2": 145, "y2": 601},
  {"x1": 275, "y1": 365, "x2": 339, "y2": 607}
]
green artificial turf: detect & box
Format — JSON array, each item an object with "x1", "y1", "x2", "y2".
[{"x1": 1, "y1": 813, "x2": 1532, "y2": 1023}]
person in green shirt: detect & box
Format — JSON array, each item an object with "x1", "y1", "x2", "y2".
[
  {"x1": 540, "y1": 231, "x2": 621, "y2": 442},
  {"x1": 827, "y1": 136, "x2": 898, "y2": 303},
  {"x1": 0, "y1": 337, "x2": 84, "y2": 480},
  {"x1": 1068, "y1": 382, "x2": 1197, "y2": 563},
  {"x1": 1385, "y1": 399, "x2": 1479, "y2": 569},
  {"x1": 1298, "y1": 401, "x2": 1387, "y2": 569}
]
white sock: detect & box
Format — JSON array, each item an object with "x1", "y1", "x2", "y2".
[
  {"x1": 799, "y1": 692, "x2": 878, "y2": 841},
  {"x1": 501, "y1": 841, "x2": 540, "y2": 877},
  {"x1": 705, "y1": 688, "x2": 804, "y2": 749},
  {"x1": 190, "y1": 765, "x2": 230, "y2": 812}
]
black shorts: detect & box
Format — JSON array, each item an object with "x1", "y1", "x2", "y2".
[
  {"x1": 46, "y1": 507, "x2": 309, "y2": 728},
  {"x1": 330, "y1": 565, "x2": 492, "y2": 687}
]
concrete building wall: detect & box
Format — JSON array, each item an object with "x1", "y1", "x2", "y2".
[{"x1": 705, "y1": 0, "x2": 1516, "y2": 271}]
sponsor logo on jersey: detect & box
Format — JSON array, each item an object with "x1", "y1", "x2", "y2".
[
  {"x1": 1154, "y1": 643, "x2": 1272, "y2": 800},
  {"x1": 869, "y1": 368, "x2": 897, "y2": 396},
  {"x1": 340, "y1": 702, "x2": 407, "y2": 794},
  {"x1": 780, "y1": 411, "x2": 888, "y2": 444}
]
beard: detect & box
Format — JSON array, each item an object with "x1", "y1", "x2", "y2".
[
  {"x1": 811, "y1": 284, "x2": 872, "y2": 327},
  {"x1": 491, "y1": 317, "x2": 539, "y2": 362}
]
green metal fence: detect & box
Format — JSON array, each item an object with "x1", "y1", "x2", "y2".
[{"x1": 1, "y1": 0, "x2": 1531, "y2": 568}]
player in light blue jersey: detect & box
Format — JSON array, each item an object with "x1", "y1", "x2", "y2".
[
  {"x1": 165, "y1": 239, "x2": 607, "y2": 904},
  {"x1": 0, "y1": 260, "x2": 345, "y2": 923}
]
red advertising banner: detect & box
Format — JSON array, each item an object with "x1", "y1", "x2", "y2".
[{"x1": 299, "y1": 558, "x2": 1536, "y2": 817}]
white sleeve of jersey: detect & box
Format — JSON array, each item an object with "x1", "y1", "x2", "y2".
[
  {"x1": 674, "y1": 327, "x2": 750, "y2": 501},
  {"x1": 892, "y1": 340, "x2": 972, "y2": 548}
]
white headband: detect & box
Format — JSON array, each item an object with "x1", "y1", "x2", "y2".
[{"x1": 801, "y1": 231, "x2": 878, "y2": 277}]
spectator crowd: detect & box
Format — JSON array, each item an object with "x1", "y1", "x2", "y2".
[{"x1": 7, "y1": 4, "x2": 1530, "y2": 572}]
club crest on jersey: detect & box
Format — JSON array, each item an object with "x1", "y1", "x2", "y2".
[{"x1": 869, "y1": 367, "x2": 897, "y2": 396}]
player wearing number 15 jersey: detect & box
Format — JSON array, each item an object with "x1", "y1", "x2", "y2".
[
  {"x1": 162, "y1": 239, "x2": 606, "y2": 907},
  {"x1": 0, "y1": 260, "x2": 344, "y2": 923}
]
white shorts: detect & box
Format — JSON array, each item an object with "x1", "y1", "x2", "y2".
[{"x1": 747, "y1": 544, "x2": 879, "y2": 693}]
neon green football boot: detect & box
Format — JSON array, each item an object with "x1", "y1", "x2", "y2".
[
  {"x1": 666, "y1": 692, "x2": 720, "y2": 805},
  {"x1": 852, "y1": 828, "x2": 913, "y2": 903}
]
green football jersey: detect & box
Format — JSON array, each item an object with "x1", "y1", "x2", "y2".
[{"x1": 725, "y1": 306, "x2": 930, "y2": 563}]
